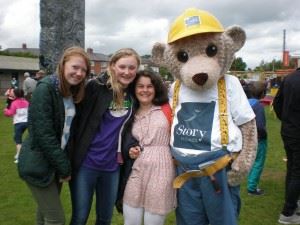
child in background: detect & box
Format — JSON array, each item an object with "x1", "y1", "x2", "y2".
[
  {"x1": 245, "y1": 81, "x2": 268, "y2": 196},
  {"x1": 4, "y1": 86, "x2": 16, "y2": 109},
  {"x1": 4, "y1": 89, "x2": 29, "y2": 163}
]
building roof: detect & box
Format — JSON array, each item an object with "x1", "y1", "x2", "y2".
[
  {"x1": 5, "y1": 47, "x2": 40, "y2": 56},
  {"x1": 5, "y1": 45, "x2": 110, "y2": 62},
  {"x1": 88, "y1": 52, "x2": 110, "y2": 62},
  {"x1": 0, "y1": 55, "x2": 39, "y2": 70}
]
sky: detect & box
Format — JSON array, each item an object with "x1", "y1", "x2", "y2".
[{"x1": 0, "y1": 0, "x2": 299, "y2": 69}]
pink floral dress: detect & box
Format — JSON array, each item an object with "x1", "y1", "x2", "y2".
[{"x1": 123, "y1": 106, "x2": 176, "y2": 215}]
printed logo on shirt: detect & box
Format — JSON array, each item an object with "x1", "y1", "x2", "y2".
[
  {"x1": 109, "y1": 99, "x2": 132, "y2": 117},
  {"x1": 173, "y1": 102, "x2": 215, "y2": 151}
]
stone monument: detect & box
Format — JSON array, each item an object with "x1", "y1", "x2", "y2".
[{"x1": 39, "y1": 0, "x2": 85, "y2": 74}]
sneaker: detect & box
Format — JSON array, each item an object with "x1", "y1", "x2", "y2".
[
  {"x1": 296, "y1": 200, "x2": 300, "y2": 214},
  {"x1": 247, "y1": 188, "x2": 264, "y2": 196},
  {"x1": 14, "y1": 159, "x2": 18, "y2": 164},
  {"x1": 278, "y1": 213, "x2": 300, "y2": 224}
]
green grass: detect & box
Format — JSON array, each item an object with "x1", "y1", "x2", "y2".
[{"x1": 0, "y1": 98, "x2": 286, "y2": 225}]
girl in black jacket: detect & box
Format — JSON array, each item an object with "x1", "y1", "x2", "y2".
[{"x1": 68, "y1": 48, "x2": 141, "y2": 225}]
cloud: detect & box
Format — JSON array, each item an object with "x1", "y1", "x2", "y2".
[
  {"x1": 0, "y1": 0, "x2": 299, "y2": 69},
  {"x1": 0, "y1": 0, "x2": 39, "y2": 48}
]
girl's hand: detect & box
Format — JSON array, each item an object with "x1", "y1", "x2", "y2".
[
  {"x1": 129, "y1": 146, "x2": 142, "y2": 159},
  {"x1": 59, "y1": 176, "x2": 71, "y2": 182}
]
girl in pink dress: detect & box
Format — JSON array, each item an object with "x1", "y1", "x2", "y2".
[{"x1": 123, "y1": 70, "x2": 176, "y2": 225}]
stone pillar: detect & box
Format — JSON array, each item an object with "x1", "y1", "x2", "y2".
[{"x1": 39, "y1": 0, "x2": 85, "y2": 74}]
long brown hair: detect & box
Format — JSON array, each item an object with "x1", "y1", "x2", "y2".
[
  {"x1": 107, "y1": 48, "x2": 140, "y2": 109},
  {"x1": 56, "y1": 46, "x2": 91, "y2": 103}
]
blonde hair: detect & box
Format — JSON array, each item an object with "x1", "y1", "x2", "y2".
[
  {"x1": 107, "y1": 48, "x2": 140, "y2": 109},
  {"x1": 56, "y1": 46, "x2": 91, "y2": 103}
]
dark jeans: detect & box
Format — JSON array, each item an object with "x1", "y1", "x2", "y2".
[
  {"x1": 14, "y1": 122, "x2": 28, "y2": 144},
  {"x1": 281, "y1": 136, "x2": 300, "y2": 216},
  {"x1": 69, "y1": 166, "x2": 120, "y2": 225}
]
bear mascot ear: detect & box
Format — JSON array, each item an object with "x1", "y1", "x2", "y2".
[
  {"x1": 225, "y1": 26, "x2": 246, "y2": 52},
  {"x1": 152, "y1": 42, "x2": 167, "y2": 66}
]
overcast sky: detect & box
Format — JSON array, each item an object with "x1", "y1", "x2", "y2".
[{"x1": 0, "y1": 0, "x2": 299, "y2": 69}]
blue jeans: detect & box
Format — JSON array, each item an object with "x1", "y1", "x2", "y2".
[
  {"x1": 69, "y1": 166, "x2": 120, "y2": 225},
  {"x1": 175, "y1": 150, "x2": 239, "y2": 225},
  {"x1": 14, "y1": 122, "x2": 27, "y2": 144}
]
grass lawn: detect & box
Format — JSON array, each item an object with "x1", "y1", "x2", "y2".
[{"x1": 0, "y1": 97, "x2": 286, "y2": 225}]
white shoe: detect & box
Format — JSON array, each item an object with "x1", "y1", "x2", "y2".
[
  {"x1": 14, "y1": 159, "x2": 18, "y2": 164},
  {"x1": 279, "y1": 213, "x2": 300, "y2": 224}
]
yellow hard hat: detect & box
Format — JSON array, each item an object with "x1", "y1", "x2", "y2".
[{"x1": 168, "y1": 8, "x2": 224, "y2": 44}]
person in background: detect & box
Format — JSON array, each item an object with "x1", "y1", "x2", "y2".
[
  {"x1": 23, "y1": 72, "x2": 37, "y2": 101},
  {"x1": 244, "y1": 81, "x2": 268, "y2": 196},
  {"x1": 4, "y1": 88, "x2": 29, "y2": 163},
  {"x1": 17, "y1": 46, "x2": 90, "y2": 225},
  {"x1": 11, "y1": 76, "x2": 18, "y2": 89},
  {"x1": 4, "y1": 85, "x2": 16, "y2": 109},
  {"x1": 35, "y1": 70, "x2": 46, "y2": 81},
  {"x1": 122, "y1": 70, "x2": 176, "y2": 225},
  {"x1": 68, "y1": 48, "x2": 140, "y2": 225},
  {"x1": 273, "y1": 67, "x2": 300, "y2": 224}
]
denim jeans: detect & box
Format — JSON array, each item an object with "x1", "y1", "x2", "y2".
[
  {"x1": 69, "y1": 166, "x2": 120, "y2": 225},
  {"x1": 14, "y1": 122, "x2": 28, "y2": 144},
  {"x1": 175, "y1": 150, "x2": 239, "y2": 225}
]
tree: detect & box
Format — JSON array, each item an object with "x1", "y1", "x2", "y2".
[
  {"x1": 253, "y1": 59, "x2": 287, "y2": 71},
  {"x1": 230, "y1": 57, "x2": 247, "y2": 71},
  {"x1": 141, "y1": 54, "x2": 151, "y2": 59},
  {"x1": 159, "y1": 67, "x2": 173, "y2": 81}
]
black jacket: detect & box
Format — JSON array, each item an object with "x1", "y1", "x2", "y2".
[
  {"x1": 67, "y1": 72, "x2": 136, "y2": 173},
  {"x1": 273, "y1": 68, "x2": 300, "y2": 138}
]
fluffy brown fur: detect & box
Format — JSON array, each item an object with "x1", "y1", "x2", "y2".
[{"x1": 228, "y1": 119, "x2": 257, "y2": 186}]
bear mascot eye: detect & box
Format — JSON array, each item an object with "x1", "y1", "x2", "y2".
[
  {"x1": 206, "y1": 44, "x2": 218, "y2": 57},
  {"x1": 177, "y1": 51, "x2": 189, "y2": 62}
]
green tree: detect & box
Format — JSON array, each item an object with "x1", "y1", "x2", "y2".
[
  {"x1": 159, "y1": 67, "x2": 173, "y2": 81},
  {"x1": 141, "y1": 54, "x2": 151, "y2": 59},
  {"x1": 230, "y1": 57, "x2": 247, "y2": 71},
  {"x1": 254, "y1": 59, "x2": 287, "y2": 71}
]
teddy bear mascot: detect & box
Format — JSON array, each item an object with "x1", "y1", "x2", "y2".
[{"x1": 152, "y1": 8, "x2": 257, "y2": 225}]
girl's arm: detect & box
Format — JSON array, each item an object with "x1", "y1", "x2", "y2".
[{"x1": 4, "y1": 101, "x2": 17, "y2": 116}]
